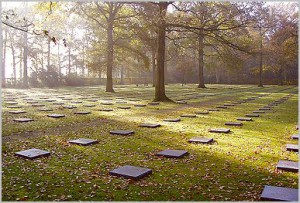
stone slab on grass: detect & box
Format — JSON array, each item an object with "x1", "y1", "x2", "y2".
[
  {"x1": 276, "y1": 160, "x2": 298, "y2": 172},
  {"x1": 9, "y1": 110, "x2": 26, "y2": 114},
  {"x1": 209, "y1": 128, "x2": 230, "y2": 133},
  {"x1": 13, "y1": 118, "x2": 33, "y2": 122},
  {"x1": 156, "y1": 149, "x2": 188, "y2": 158},
  {"x1": 15, "y1": 148, "x2": 50, "y2": 159},
  {"x1": 74, "y1": 111, "x2": 91, "y2": 115},
  {"x1": 139, "y1": 123, "x2": 161, "y2": 128},
  {"x1": 188, "y1": 137, "x2": 214, "y2": 144},
  {"x1": 163, "y1": 118, "x2": 181, "y2": 122},
  {"x1": 118, "y1": 106, "x2": 131, "y2": 109},
  {"x1": 99, "y1": 108, "x2": 113, "y2": 112},
  {"x1": 286, "y1": 144, "x2": 298, "y2": 152},
  {"x1": 47, "y1": 114, "x2": 65, "y2": 118},
  {"x1": 291, "y1": 134, "x2": 299, "y2": 140},
  {"x1": 109, "y1": 165, "x2": 152, "y2": 180},
  {"x1": 253, "y1": 110, "x2": 265, "y2": 114},
  {"x1": 69, "y1": 138, "x2": 98, "y2": 146},
  {"x1": 225, "y1": 122, "x2": 243, "y2": 126},
  {"x1": 110, "y1": 130, "x2": 134, "y2": 135},
  {"x1": 195, "y1": 111, "x2": 209, "y2": 115},
  {"x1": 245, "y1": 114, "x2": 260, "y2": 117},
  {"x1": 237, "y1": 117, "x2": 253, "y2": 121},
  {"x1": 180, "y1": 114, "x2": 197, "y2": 118}
]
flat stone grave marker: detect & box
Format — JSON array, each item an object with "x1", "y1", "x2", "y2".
[
  {"x1": 225, "y1": 122, "x2": 243, "y2": 126},
  {"x1": 180, "y1": 114, "x2": 197, "y2": 118},
  {"x1": 129, "y1": 99, "x2": 140, "y2": 101},
  {"x1": 15, "y1": 148, "x2": 50, "y2": 159},
  {"x1": 291, "y1": 134, "x2": 299, "y2": 140},
  {"x1": 195, "y1": 111, "x2": 209, "y2": 115},
  {"x1": 101, "y1": 102, "x2": 113, "y2": 105},
  {"x1": 216, "y1": 106, "x2": 228, "y2": 109},
  {"x1": 148, "y1": 102, "x2": 160, "y2": 105},
  {"x1": 71, "y1": 101, "x2": 82, "y2": 104},
  {"x1": 231, "y1": 102, "x2": 241, "y2": 104},
  {"x1": 47, "y1": 114, "x2": 65, "y2": 118},
  {"x1": 118, "y1": 106, "x2": 131, "y2": 109},
  {"x1": 110, "y1": 130, "x2": 134, "y2": 135},
  {"x1": 83, "y1": 104, "x2": 96, "y2": 107},
  {"x1": 38, "y1": 108, "x2": 53, "y2": 111},
  {"x1": 259, "y1": 108, "x2": 271, "y2": 111},
  {"x1": 78, "y1": 97, "x2": 88, "y2": 99},
  {"x1": 209, "y1": 128, "x2": 230, "y2": 133},
  {"x1": 109, "y1": 165, "x2": 152, "y2": 180},
  {"x1": 223, "y1": 104, "x2": 235, "y2": 106},
  {"x1": 9, "y1": 110, "x2": 26, "y2": 114},
  {"x1": 134, "y1": 104, "x2": 146, "y2": 107},
  {"x1": 45, "y1": 99, "x2": 56, "y2": 102},
  {"x1": 63, "y1": 106, "x2": 77, "y2": 109},
  {"x1": 139, "y1": 123, "x2": 161, "y2": 128},
  {"x1": 7, "y1": 105, "x2": 22, "y2": 108},
  {"x1": 208, "y1": 109, "x2": 220, "y2": 112},
  {"x1": 253, "y1": 110, "x2": 265, "y2": 114},
  {"x1": 163, "y1": 118, "x2": 181, "y2": 122},
  {"x1": 188, "y1": 137, "x2": 214, "y2": 144},
  {"x1": 116, "y1": 101, "x2": 127, "y2": 104},
  {"x1": 276, "y1": 160, "x2": 298, "y2": 172},
  {"x1": 13, "y1": 118, "x2": 33, "y2": 122},
  {"x1": 245, "y1": 114, "x2": 259, "y2": 117},
  {"x1": 53, "y1": 102, "x2": 64, "y2": 105},
  {"x1": 69, "y1": 138, "x2": 98, "y2": 146},
  {"x1": 27, "y1": 101, "x2": 38, "y2": 104},
  {"x1": 32, "y1": 104, "x2": 45, "y2": 107},
  {"x1": 286, "y1": 144, "x2": 298, "y2": 152},
  {"x1": 237, "y1": 117, "x2": 253, "y2": 121},
  {"x1": 23, "y1": 98, "x2": 33, "y2": 101},
  {"x1": 57, "y1": 96, "x2": 65, "y2": 98},
  {"x1": 156, "y1": 149, "x2": 188, "y2": 158},
  {"x1": 39, "y1": 97, "x2": 49, "y2": 99},
  {"x1": 62, "y1": 98, "x2": 72, "y2": 100},
  {"x1": 5, "y1": 101, "x2": 18, "y2": 105},
  {"x1": 74, "y1": 111, "x2": 91, "y2": 115},
  {"x1": 176, "y1": 101, "x2": 187, "y2": 104},
  {"x1": 87, "y1": 99, "x2": 98, "y2": 102},
  {"x1": 99, "y1": 108, "x2": 113, "y2": 112},
  {"x1": 116, "y1": 97, "x2": 125, "y2": 99}
]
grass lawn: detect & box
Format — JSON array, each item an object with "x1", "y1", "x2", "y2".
[{"x1": 2, "y1": 84, "x2": 298, "y2": 201}]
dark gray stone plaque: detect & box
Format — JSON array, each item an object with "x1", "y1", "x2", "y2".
[
  {"x1": 188, "y1": 137, "x2": 213, "y2": 144},
  {"x1": 7, "y1": 105, "x2": 21, "y2": 108},
  {"x1": 99, "y1": 108, "x2": 113, "y2": 112},
  {"x1": 83, "y1": 104, "x2": 96, "y2": 107},
  {"x1": 245, "y1": 114, "x2": 259, "y2": 117},
  {"x1": 74, "y1": 111, "x2": 91, "y2": 115},
  {"x1": 209, "y1": 128, "x2": 230, "y2": 133},
  {"x1": 15, "y1": 148, "x2": 50, "y2": 159},
  {"x1": 180, "y1": 114, "x2": 197, "y2": 118},
  {"x1": 208, "y1": 109, "x2": 220, "y2": 112},
  {"x1": 69, "y1": 138, "x2": 98, "y2": 146},
  {"x1": 71, "y1": 101, "x2": 82, "y2": 104},
  {"x1": 110, "y1": 130, "x2": 134, "y2": 135},
  {"x1": 63, "y1": 106, "x2": 77, "y2": 109},
  {"x1": 134, "y1": 104, "x2": 146, "y2": 107},
  {"x1": 148, "y1": 102, "x2": 160, "y2": 105},
  {"x1": 109, "y1": 165, "x2": 152, "y2": 180},
  {"x1": 156, "y1": 149, "x2": 189, "y2": 158},
  {"x1": 32, "y1": 104, "x2": 45, "y2": 107},
  {"x1": 47, "y1": 114, "x2": 65, "y2": 118},
  {"x1": 237, "y1": 117, "x2": 253, "y2": 121},
  {"x1": 118, "y1": 106, "x2": 131, "y2": 109},
  {"x1": 253, "y1": 110, "x2": 265, "y2": 114},
  {"x1": 286, "y1": 144, "x2": 298, "y2": 152},
  {"x1": 139, "y1": 123, "x2": 161, "y2": 128},
  {"x1": 260, "y1": 185, "x2": 298, "y2": 201},
  {"x1": 195, "y1": 111, "x2": 209, "y2": 115},
  {"x1": 38, "y1": 108, "x2": 53, "y2": 111},
  {"x1": 101, "y1": 102, "x2": 113, "y2": 105},
  {"x1": 53, "y1": 102, "x2": 64, "y2": 105},
  {"x1": 216, "y1": 106, "x2": 228, "y2": 109},
  {"x1": 291, "y1": 134, "x2": 299, "y2": 140},
  {"x1": 259, "y1": 108, "x2": 271, "y2": 111},
  {"x1": 276, "y1": 160, "x2": 298, "y2": 172},
  {"x1": 6, "y1": 102, "x2": 18, "y2": 105},
  {"x1": 225, "y1": 122, "x2": 243, "y2": 126},
  {"x1": 9, "y1": 110, "x2": 26, "y2": 114},
  {"x1": 13, "y1": 118, "x2": 33, "y2": 122},
  {"x1": 163, "y1": 118, "x2": 181, "y2": 122}
]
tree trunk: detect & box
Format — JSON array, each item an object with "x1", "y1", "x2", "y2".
[
  {"x1": 82, "y1": 44, "x2": 85, "y2": 77},
  {"x1": 22, "y1": 31, "x2": 29, "y2": 88},
  {"x1": 258, "y1": 27, "x2": 263, "y2": 87},
  {"x1": 278, "y1": 66, "x2": 284, "y2": 86},
  {"x1": 152, "y1": 49, "x2": 156, "y2": 87},
  {"x1": 198, "y1": 31, "x2": 206, "y2": 88},
  {"x1": 10, "y1": 41, "x2": 17, "y2": 86},
  {"x1": 19, "y1": 49, "x2": 23, "y2": 80},
  {"x1": 216, "y1": 69, "x2": 220, "y2": 84},
  {"x1": 2, "y1": 29, "x2": 7, "y2": 88},
  {"x1": 154, "y1": 2, "x2": 171, "y2": 102},
  {"x1": 106, "y1": 21, "x2": 114, "y2": 92}
]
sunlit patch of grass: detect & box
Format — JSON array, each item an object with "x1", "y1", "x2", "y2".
[{"x1": 2, "y1": 84, "x2": 298, "y2": 201}]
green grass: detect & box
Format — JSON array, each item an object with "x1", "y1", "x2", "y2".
[{"x1": 2, "y1": 84, "x2": 298, "y2": 201}]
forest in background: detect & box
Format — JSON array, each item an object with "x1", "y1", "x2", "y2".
[{"x1": 2, "y1": 2, "x2": 298, "y2": 94}]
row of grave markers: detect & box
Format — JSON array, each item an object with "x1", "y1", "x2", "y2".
[
  {"x1": 260, "y1": 94, "x2": 298, "y2": 201},
  {"x1": 6, "y1": 90, "x2": 298, "y2": 201}
]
